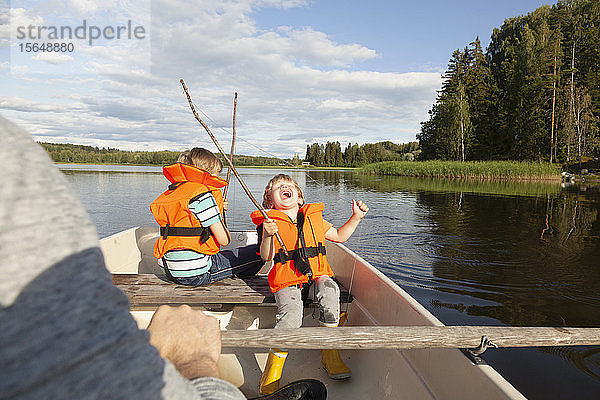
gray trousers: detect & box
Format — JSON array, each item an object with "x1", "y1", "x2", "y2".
[{"x1": 274, "y1": 275, "x2": 340, "y2": 329}]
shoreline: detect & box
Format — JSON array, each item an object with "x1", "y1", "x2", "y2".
[
  {"x1": 55, "y1": 161, "x2": 599, "y2": 183},
  {"x1": 54, "y1": 162, "x2": 358, "y2": 172},
  {"x1": 361, "y1": 160, "x2": 565, "y2": 181}
]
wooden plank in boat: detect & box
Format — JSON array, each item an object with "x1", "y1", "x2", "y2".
[
  {"x1": 113, "y1": 274, "x2": 272, "y2": 306},
  {"x1": 112, "y1": 274, "x2": 352, "y2": 308}
]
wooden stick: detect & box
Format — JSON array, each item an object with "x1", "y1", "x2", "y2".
[
  {"x1": 223, "y1": 92, "x2": 237, "y2": 200},
  {"x1": 180, "y1": 79, "x2": 288, "y2": 255},
  {"x1": 221, "y1": 326, "x2": 600, "y2": 349},
  {"x1": 222, "y1": 92, "x2": 237, "y2": 227}
]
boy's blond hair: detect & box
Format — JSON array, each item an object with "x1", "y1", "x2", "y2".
[
  {"x1": 262, "y1": 174, "x2": 305, "y2": 209},
  {"x1": 178, "y1": 147, "x2": 223, "y2": 175}
]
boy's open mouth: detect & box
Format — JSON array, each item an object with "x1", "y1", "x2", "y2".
[{"x1": 281, "y1": 188, "x2": 292, "y2": 199}]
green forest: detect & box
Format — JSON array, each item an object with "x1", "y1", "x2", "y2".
[
  {"x1": 418, "y1": 0, "x2": 599, "y2": 164},
  {"x1": 39, "y1": 142, "x2": 286, "y2": 167},
  {"x1": 40, "y1": 140, "x2": 420, "y2": 168},
  {"x1": 41, "y1": 142, "x2": 180, "y2": 165},
  {"x1": 304, "y1": 141, "x2": 420, "y2": 167}
]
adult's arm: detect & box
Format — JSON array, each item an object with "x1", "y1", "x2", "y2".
[{"x1": 0, "y1": 116, "x2": 244, "y2": 400}]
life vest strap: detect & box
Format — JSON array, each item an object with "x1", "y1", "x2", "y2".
[
  {"x1": 160, "y1": 224, "x2": 211, "y2": 244},
  {"x1": 168, "y1": 181, "x2": 186, "y2": 190},
  {"x1": 274, "y1": 243, "x2": 327, "y2": 267}
]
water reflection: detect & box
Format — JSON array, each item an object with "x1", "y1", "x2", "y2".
[
  {"x1": 408, "y1": 184, "x2": 600, "y2": 397},
  {"x1": 544, "y1": 345, "x2": 600, "y2": 381},
  {"x1": 415, "y1": 189, "x2": 600, "y2": 326}
]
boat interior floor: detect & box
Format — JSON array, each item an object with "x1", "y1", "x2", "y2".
[{"x1": 129, "y1": 305, "x2": 436, "y2": 400}]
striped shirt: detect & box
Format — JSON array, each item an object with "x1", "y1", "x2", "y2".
[{"x1": 159, "y1": 192, "x2": 222, "y2": 277}]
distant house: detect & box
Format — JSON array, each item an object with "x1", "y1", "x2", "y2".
[{"x1": 302, "y1": 161, "x2": 310, "y2": 166}]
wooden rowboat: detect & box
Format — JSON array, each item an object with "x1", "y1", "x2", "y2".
[{"x1": 101, "y1": 227, "x2": 527, "y2": 399}]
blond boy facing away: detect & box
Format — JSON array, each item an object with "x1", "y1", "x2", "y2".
[{"x1": 151, "y1": 147, "x2": 263, "y2": 285}]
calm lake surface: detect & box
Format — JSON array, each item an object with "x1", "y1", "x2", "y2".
[{"x1": 59, "y1": 164, "x2": 600, "y2": 400}]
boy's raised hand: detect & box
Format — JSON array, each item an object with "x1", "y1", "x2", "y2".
[
  {"x1": 352, "y1": 199, "x2": 369, "y2": 220},
  {"x1": 259, "y1": 218, "x2": 279, "y2": 260},
  {"x1": 325, "y1": 199, "x2": 369, "y2": 243}
]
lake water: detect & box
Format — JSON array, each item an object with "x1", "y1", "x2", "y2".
[{"x1": 59, "y1": 164, "x2": 600, "y2": 400}]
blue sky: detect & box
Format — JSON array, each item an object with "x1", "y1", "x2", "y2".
[
  {"x1": 1, "y1": 0, "x2": 553, "y2": 158},
  {"x1": 252, "y1": 0, "x2": 550, "y2": 73}
]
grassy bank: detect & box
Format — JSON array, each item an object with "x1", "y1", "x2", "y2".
[
  {"x1": 362, "y1": 160, "x2": 562, "y2": 180},
  {"x1": 350, "y1": 174, "x2": 562, "y2": 197}
]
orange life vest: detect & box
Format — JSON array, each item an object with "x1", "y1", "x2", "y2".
[
  {"x1": 251, "y1": 203, "x2": 334, "y2": 293},
  {"x1": 150, "y1": 163, "x2": 227, "y2": 260}
]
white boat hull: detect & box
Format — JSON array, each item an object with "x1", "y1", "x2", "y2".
[{"x1": 101, "y1": 227, "x2": 526, "y2": 399}]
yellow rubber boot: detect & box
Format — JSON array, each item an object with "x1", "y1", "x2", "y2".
[
  {"x1": 259, "y1": 348, "x2": 288, "y2": 395},
  {"x1": 339, "y1": 311, "x2": 347, "y2": 326},
  {"x1": 320, "y1": 321, "x2": 351, "y2": 380},
  {"x1": 321, "y1": 348, "x2": 351, "y2": 380}
]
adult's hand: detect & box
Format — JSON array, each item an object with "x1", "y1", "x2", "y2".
[{"x1": 148, "y1": 305, "x2": 221, "y2": 380}]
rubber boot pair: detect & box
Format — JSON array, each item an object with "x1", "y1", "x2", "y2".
[
  {"x1": 259, "y1": 348, "x2": 288, "y2": 395},
  {"x1": 258, "y1": 325, "x2": 351, "y2": 394},
  {"x1": 320, "y1": 321, "x2": 352, "y2": 380}
]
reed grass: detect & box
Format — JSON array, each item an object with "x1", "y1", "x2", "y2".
[
  {"x1": 350, "y1": 175, "x2": 562, "y2": 197},
  {"x1": 361, "y1": 161, "x2": 562, "y2": 180}
]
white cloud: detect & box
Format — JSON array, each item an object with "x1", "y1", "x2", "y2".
[
  {"x1": 283, "y1": 27, "x2": 377, "y2": 66},
  {"x1": 258, "y1": 0, "x2": 308, "y2": 9},
  {"x1": 8, "y1": 7, "x2": 45, "y2": 27},
  {"x1": 32, "y1": 52, "x2": 74, "y2": 64},
  {"x1": 0, "y1": 96, "x2": 83, "y2": 113},
  {"x1": 319, "y1": 99, "x2": 378, "y2": 111},
  {"x1": 4, "y1": 7, "x2": 44, "y2": 46},
  {"x1": 4, "y1": 0, "x2": 442, "y2": 158},
  {"x1": 68, "y1": 0, "x2": 99, "y2": 15}
]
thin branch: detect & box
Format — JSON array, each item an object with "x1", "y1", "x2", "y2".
[
  {"x1": 223, "y1": 92, "x2": 237, "y2": 227},
  {"x1": 180, "y1": 79, "x2": 288, "y2": 255}
]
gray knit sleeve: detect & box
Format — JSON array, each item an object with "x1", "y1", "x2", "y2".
[
  {"x1": 192, "y1": 377, "x2": 247, "y2": 400},
  {"x1": 0, "y1": 116, "x2": 244, "y2": 400}
]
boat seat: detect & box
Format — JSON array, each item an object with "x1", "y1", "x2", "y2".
[{"x1": 112, "y1": 274, "x2": 352, "y2": 309}]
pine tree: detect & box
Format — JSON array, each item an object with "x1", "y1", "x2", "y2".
[
  {"x1": 333, "y1": 142, "x2": 343, "y2": 166},
  {"x1": 464, "y1": 37, "x2": 498, "y2": 160},
  {"x1": 418, "y1": 48, "x2": 473, "y2": 160}
]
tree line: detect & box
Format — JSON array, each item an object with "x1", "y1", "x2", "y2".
[
  {"x1": 41, "y1": 140, "x2": 421, "y2": 168},
  {"x1": 39, "y1": 142, "x2": 285, "y2": 166},
  {"x1": 418, "y1": 0, "x2": 599, "y2": 164},
  {"x1": 304, "y1": 141, "x2": 420, "y2": 167}
]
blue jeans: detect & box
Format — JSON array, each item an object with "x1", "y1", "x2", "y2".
[{"x1": 172, "y1": 245, "x2": 263, "y2": 286}]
